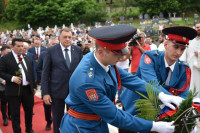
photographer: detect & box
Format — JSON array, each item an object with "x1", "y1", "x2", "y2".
[
  {"x1": 77, "y1": 40, "x2": 91, "y2": 56},
  {"x1": 129, "y1": 32, "x2": 151, "y2": 74}
]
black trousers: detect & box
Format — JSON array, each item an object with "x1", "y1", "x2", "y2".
[
  {"x1": 0, "y1": 91, "x2": 7, "y2": 120},
  {"x1": 7, "y1": 85, "x2": 34, "y2": 133},
  {"x1": 51, "y1": 97, "x2": 65, "y2": 133},
  {"x1": 43, "y1": 101, "x2": 52, "y2": 124}
]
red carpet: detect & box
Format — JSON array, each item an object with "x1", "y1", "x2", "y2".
[{"x1": 0, "y1": 96, "x2": 53, "y2": 133}]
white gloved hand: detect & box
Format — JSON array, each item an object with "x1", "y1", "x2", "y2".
[
  {"x1": 151, "y1": 121, "x2": 175, "y2": 133},
  {"x1": 158, "y1": 92, "x2": 184, "y2": 110}
]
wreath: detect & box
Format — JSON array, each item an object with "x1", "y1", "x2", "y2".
[{"x1": 134, "y1": 82, "x2": 200, "y2": 133}]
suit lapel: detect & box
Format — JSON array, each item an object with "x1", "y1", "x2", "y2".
[
  {"x1": 57, "y1": 44, "x2": 69, "y2": 70},
  {"x1": 22, "y1": 54, "x2": 30, "y2": 72},
  {"x1": 70, "y1": 45, "x2": 77, "y2": 70},
  {"x1": 33, "y1": 47, "x2": 36, "y2": 55},
  {"x1": 10, "y1": 52, "x2": 20, "y2": 70}
]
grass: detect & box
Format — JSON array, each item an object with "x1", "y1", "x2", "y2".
[{"x1": 0, "y1": 21, "x2": 25, "y2": 32}]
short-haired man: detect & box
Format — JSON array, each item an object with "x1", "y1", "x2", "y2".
[
  {"x1": 121, "y1": 26, "x2": 197, "y2": 133},
  {"x1": 146, "y1": 36, "x2": 157, "y2": 50},
  {"x1": 0, "y1": 38, "x2": 36, "y2": 133},
  {"x1": 0, "y1": 45, "x2": 11, "y2": 126},
  {"x1": 158, "y1": 33, "x2": 166, "y2": 51},
  {"x1": 42, "y1": 27, "x2": 82, "y2": 133},
  {"x1": 60, "y1": 25, "x2": 184, "y2": 133},
  {"x1": 130, "y1": 32, "x2": 151, "y2": 74}
]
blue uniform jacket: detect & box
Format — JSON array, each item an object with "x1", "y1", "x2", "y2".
[
  {"x1": 121, "y1": 50, "x2": 190, "y2": 116},
  {"x1": 60, "y1": 51, "x2": 170, "y2": 133}
]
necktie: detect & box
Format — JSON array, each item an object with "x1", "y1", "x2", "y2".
[
  {"x1": 64, "y1": 49, "x2": 70, "y2": 69},
  {"x1": 165, "y1": 67, "x2": 171, "y2": 85},
  {"x1": 18, "y1": 55, "x2": 30, "y2": 82},
  {"x1": 166, "y1": 67, "x2": 170, "y2": 77}
]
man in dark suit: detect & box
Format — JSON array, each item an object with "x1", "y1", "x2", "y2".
[
  {"x1": 42, "y1": 27, "x2": 82, "y2": 133},
  {"x1": 28, "y1": 39, "x2": 46, "y2": 58},
  {"x1": 23, "y1": 42, "x2": 37, "y2": 83},
  {"x1": 0, "y1": 38, "x2": 36, "y2": 133},
  {"x1": 0, "y1": 45, "x2": 11, "y2": 126},
  {"x1": 28, "y1": 39, "x2": 46, "y2": 83},
  {"x1": 36, "y1": 37, "x2": 59, "y2": 131}
]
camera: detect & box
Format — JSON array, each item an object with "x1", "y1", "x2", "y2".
[
  {"x1": 129, "y1": 34, "x2": 141, "y2": 46},
  {"x1": 88, "y1": 40, "x2": 91, "y2": 43},
  {"x1": 77, "y1": 41, "x2": 82, "y2": 47}
]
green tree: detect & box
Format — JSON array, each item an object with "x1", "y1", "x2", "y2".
[
  {"x1": 0, "y1": 0, "x2": 4, "y2": 18},
  {"x1": 178, "y1": 0, "x2": 200, "y2": 14},
  {"x1": 136, "y1": 0, "x2": 181, "y2": 17},
  {"x1": 4, "y1": 0, "x2": 107, "y2": 28}
]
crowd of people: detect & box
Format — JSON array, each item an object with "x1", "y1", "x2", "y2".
[{"x1": 0, "y1": 22, "x2": 199, "y2": 133}]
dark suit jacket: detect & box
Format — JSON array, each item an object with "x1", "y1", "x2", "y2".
[
  {"x1": 36, "y1": 51, "x2": 46, "y2": 83},
  {"x1": 28, "y1": 46, "x2": 46, "y2": 57},
  {"x1": 41, "y1": 44, "x2": 82, "y2": 99},
  {"x1": 0, "y1": 52, "x2": 36, "y2": 96},
  {"x1": 27, "y1": 52, "x2": 37, "y2": 81}
]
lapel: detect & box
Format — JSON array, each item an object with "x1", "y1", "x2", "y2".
[
  {"x1": 70, "y1": 45, "x2": 76, "y2": 69},
  {"x1": 159, "y1": 53, "x2": 166, "y2": 83},
  {"x1": 169, "y1": 61, "x2": 179, "y2": 86},
  {"x1": 10, "y1": 52, "x2": 19, "y2": 70},
  {"x1": 56, "y1": 44, "x2": 69, "y2": 70},
  {"x1": 22, "y1": 54, "x2": 30, "y2": 72},
  {"x1": 33, "y1": 47, "x2": 36, "y2": 55}
]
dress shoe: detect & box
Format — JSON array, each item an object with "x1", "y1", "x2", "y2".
[
  {"x1": 26, "y1": 129, "x2": 35, "y2": 133},
  {"x1": 3, "y1": 118, "x2": 8, "y2": 126},
  {"x1": 45, "y1": 123, "x2": 51, "y2": 130}
]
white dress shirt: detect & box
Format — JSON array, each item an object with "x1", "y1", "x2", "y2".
[
  {"x1": 11, "y1": 50, "x2": 29, "y2": 86},
  {"x1": 60, "y1": 43, "x2": 72, "y2": 62}
]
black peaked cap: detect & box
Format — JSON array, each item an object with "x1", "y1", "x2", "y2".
[{"x1": 88, "y1": 24, "x2": 137, "y2": 44}]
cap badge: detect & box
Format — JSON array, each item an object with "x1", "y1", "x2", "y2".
[
  {"x1": 182, "y1": 37, "x2": 186, "y2": 41},
  {"x1": 88, "y1": 72, "x2": 93, "y2": 78},
  {"x1": 90, "y1": 68, "x2": 93, "y2": 71}
]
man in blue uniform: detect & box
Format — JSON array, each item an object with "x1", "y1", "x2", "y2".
[
  {"x1": 60, "y1": 25, "x2": 184, "y2": 133},
  {"x1": 120, "y1": 26, "x2": 197, "y2": 133}
]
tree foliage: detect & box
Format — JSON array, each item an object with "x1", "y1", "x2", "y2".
[
  {"x1": 4, "y1": 0, "x2": 107, "y2": 28},
  {"x1": 178, "y1": 0, "x2": 200, "y2": 13},
  {"x1": 136, "y1": 0, "x2": 200, "y2": 17},
  {"x1": 135, "y1": 0, "x2": 181, "y2": 17}
]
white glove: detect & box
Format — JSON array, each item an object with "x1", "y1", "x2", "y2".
[
  {"x1": 151, "y1": 121, "x2": 175, "y2": 133},
  {"x1": 158, "y1": 92, "x2": 184, "y2": 110}
]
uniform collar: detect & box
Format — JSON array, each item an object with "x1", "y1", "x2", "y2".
[
  {"x1": 164, "y1": 56, "x2": 176, "y2": 72},
  {"x1": 93, "y1": 51, "x2": 110, "y2": 72}
]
